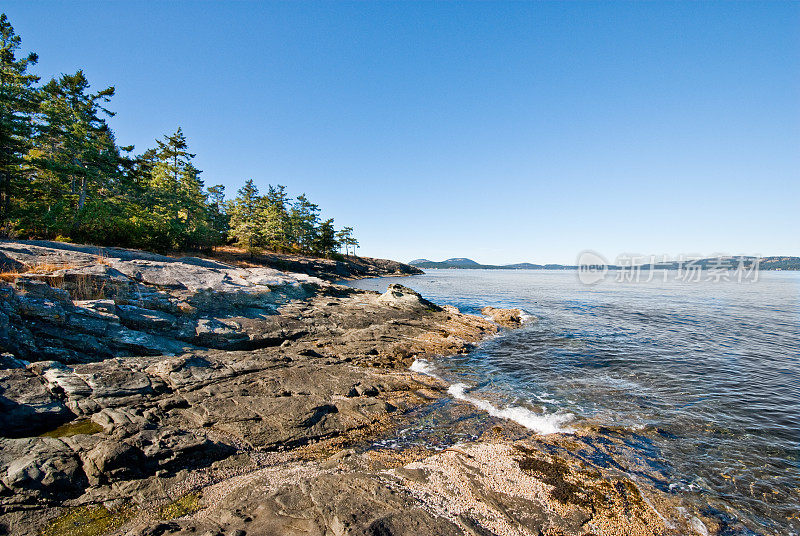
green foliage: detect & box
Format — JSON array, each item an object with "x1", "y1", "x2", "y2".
[
  {"x1": 0, "y1": 13, "x2": 355, "y2": 258},
  {"x1": 0, "y1": 13, "x2": 40, "y2": 228},
  {"x1": 226, "y1": 182, "x2": 345, "y2": 257},
  {"x1": 336, "y1": 226, "x2": 358, "y2": 256}
]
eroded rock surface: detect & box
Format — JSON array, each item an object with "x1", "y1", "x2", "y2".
[
  {"x1": 0, "y1": 241, "x2": 707, "y2": 536},
  {"x1": 481, "y1": 305, "x2": 528, "y2": 328},
  {"x1": 0, "y1": 240, "x2": 329, "y2": 363}
]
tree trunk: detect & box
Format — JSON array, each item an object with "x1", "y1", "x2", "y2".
[{"x1": 78, "y1": 176, "x2": 87, "y2": 210}]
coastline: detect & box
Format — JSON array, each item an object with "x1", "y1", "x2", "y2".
[{"x1": 0, "y1": 241, "x2": 717, "y2": 535}]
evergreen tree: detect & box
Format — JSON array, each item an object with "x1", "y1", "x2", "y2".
[
  {"x1": 312, "y1": 218, "x2": 338, "y2": 256},
  {"x1": 289, "y1": 194, "x2": 320, "y2": 252},
  {"x1": 206, "y1": 184, "x2": 229, "y2": 245},
  {"x1": 227, "y1": 179, "x2": 263, "y2": 250},
  {"x1": 26, "y1": 71, "x2": 124, "y2": 239},
  {"x1": 262, "y1": 184, "x2": 290, "y2": 251},
  {"x1": 0, "y1": 13, "x2": 39, "y2": 228},
  {"x1": 0, "y1": 14, "x2": 358, "y2": 257},
  {"x1": 336, "y1": 226, "x2": 357, "y2": 256},
  {"x1": 149, "y1": 128, "x2": 211, "y2": 248}
]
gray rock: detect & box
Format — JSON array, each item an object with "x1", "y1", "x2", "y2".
[
  {"x1": 13, "y1": 279, "x2": 72, "y2": 306},
  {"x1": 82, "y1": 439, "x2": 144, "y2": 485},
  {"x1": 0, "y1": 353, "x2": 28, "y2": 369},
  {"x1": 117, "y1": 304, "x2": 179, "y2": 332},
  {"x1": 377, "y1": 283, "x2": 441, "y2": 311},
  {"x1": 194, "y1": 318, "x2": 251, "y2": 347},
  {"x1": 106, "y1": 324, "x2": 194, "y2": 356},
  {"x1": 68, "y1": 308, "x2": 114, "y2": 335},
  {"x1": 1, "y1": 438, "x2": 86, "y2": 498},
  {"x1": 0, "y1": 368, "x2": 74, "y2": 437},
  {"x1": 14, "y1": 294, "x2": 68, "y2": 324}
]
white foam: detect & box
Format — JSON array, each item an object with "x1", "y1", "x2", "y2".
[
  {"x1": 447, "y1": 383, "x2": 573, "y2": 435},
  {"x1": 409, "y1": 358, "x2": 441, "y2": 380}
]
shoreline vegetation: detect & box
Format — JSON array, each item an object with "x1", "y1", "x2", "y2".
[{"x1": 0, "y1": 14, "x2": 359, "y2": 258}]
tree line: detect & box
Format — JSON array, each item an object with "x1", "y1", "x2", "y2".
[{"x1": 0, "y1": 14, "x2": 358, "y2": 257}]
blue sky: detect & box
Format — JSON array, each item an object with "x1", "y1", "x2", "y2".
[{"x1": 4, "y1": 2, "x2": 799, "y2": 264}]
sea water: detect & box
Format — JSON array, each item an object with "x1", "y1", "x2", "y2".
[{"x1": 344, "y1": 269, "x2": 800, "y2": 535}]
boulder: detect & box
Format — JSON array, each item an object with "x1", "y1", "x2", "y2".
[
  {"x1": 481, "y1": 306, "x2": 528, "y2": 328},
  {"x1": 377, "y1": 284, "x2": 440, "y2": 311},
  {"x1": 81, "y1": 439, "x2": 144, "y2": 485}
]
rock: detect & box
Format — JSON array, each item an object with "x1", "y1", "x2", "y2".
[
  {"x1": 14, "y1": 294, "x2": 68, "y2": 325},
  {"x1": 481, "y1": 306, "x2": 527, "y2": 328},
  {"x1": 0, "y1": 251, "x2": 24, "y2": 272},
  {"x1": 0, "y1": 239, "x2": 529, "y2": 535},
  {"x1": 81, "y1": 440, "x2": 144, "y2": 485},
  {"x1": 1, "y1": 438, "x2": 86, "y2": 499},
  {"x1": 377, "y1": 284, "x2": 441, "y2": 311},
  {"x1": 193, "y1": 318, "x2": 251, "y2": 348},
  {"x1": 106, "y1": 324, "x2": 194, "y2": 356},
  {"x1": 116, "y1": 304, "x2": 179, "y2": 332},
  {"x1": 13, "y1": 279, "x2": 72, "y2": 306},
  {"x1": 0, "y1": 368, "x2": 74, "y2": 437},
  {"x1": 0, "y1": 353, "x2": 28, "y2": 369}
]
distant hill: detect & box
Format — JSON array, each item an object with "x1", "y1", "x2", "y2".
[
  {"x1": 409, "y1": 258, "x2": 576, "y2": 270},
  {"x1": 442, "y1": 257, "x2": 482, "y2": 267},
  {"x1": 409, "y1": 256, "x2": 800, "y2": 271}
]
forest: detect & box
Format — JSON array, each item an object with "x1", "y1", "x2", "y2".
[{"x1": 0, "y1": 14, "x2": 358, "y2": 257}]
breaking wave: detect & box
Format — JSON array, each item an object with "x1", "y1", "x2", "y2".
[{"x1": 447, "y1": 383, "x2": 573, "y2": 435}]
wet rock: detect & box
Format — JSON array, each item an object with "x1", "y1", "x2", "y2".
[{"x1": 481, "y1": 306, "x2": 526, "y2": 328}]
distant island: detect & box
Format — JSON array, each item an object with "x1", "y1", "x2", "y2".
[{"x1": 410, "y1": 257, "x2": 800, "y2": 271}]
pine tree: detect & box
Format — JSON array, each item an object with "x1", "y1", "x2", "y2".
[
  {"x1": 149, "y1": 128, "x2": 211, "y2": 248},
  {"x1": 206, "y1": 184, "x2": 229, "y2": 245},
  {"x1": 289, "y1": 194, "x2": 320, "y2": 252},
  {"x1": 336, "y1": 226, "x2": 357, "y2": 256},
  {"x1": 262, "y1": 184, "x2": 290, "y2": 251},
  {"x1": 312, "y1": 218, "x2": 338, "y2": 256},
  {"x1": 26, "y1": 71, "x2": 123, "y2": 239},
  {"x1": 227, "y1": 179, "x2": 263, "y2": 251},
  {"x1": 0, "y1": 13, "x2": 39, "y2": 228},
  {"x1": 0, "y1": 14, "x2": 356, "y2": 256}
]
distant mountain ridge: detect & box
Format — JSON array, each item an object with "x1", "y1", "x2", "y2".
[{"x1": 409, "y1": 257, "x2": 800, "y2": 271}]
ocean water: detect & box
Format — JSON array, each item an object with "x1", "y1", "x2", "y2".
[{"x1": 344, "y1": 270, "x2": 800, "y2": 535}]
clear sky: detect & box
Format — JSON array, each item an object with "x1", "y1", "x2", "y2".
[{"x1": 4, "y1": 1, "x2": 799, "y2": 264}]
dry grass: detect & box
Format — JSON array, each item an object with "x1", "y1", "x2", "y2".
[
  {"x1": 0, "y1": 271, "x2": 22, "y2": 282},
  {"x1": 0, "y1": 260, "x2": 112, "y2": 300},
  {"x1": 95, "y1": 254, "x2": 112, "y2": 266},
  {"x1": 0, "y1": 262, "x2": 77, "y2": 282}
]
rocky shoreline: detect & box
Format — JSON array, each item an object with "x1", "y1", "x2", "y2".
[{"x1": 0, "y1": 241, "x2": 716, "y2": 536}]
